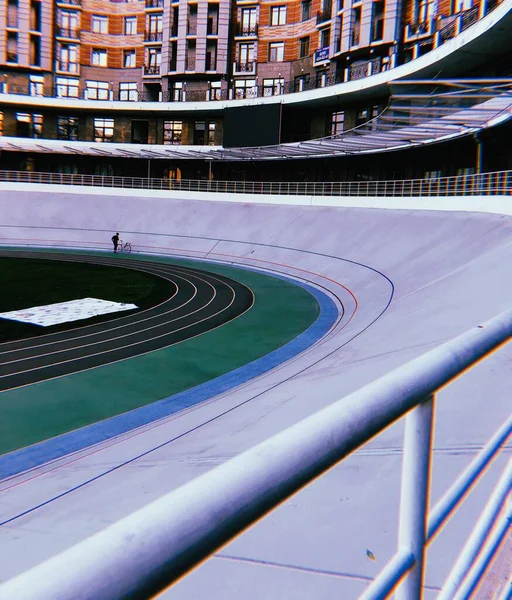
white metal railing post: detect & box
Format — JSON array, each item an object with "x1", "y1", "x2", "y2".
[{"x1": 395, "y1": 394, "x2": 435, "y2": 600}]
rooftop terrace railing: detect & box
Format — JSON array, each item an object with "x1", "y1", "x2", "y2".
[
  {"x1": 0, "y1": 310, "x2": 510, "y2": 600},
  {"x1": 0, "y1": 169, "x2": 511, "y2": 197}
]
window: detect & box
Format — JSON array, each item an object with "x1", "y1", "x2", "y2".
[
  {"x1": 119, "y1": 81, "x2": 139, "y2": 102},
  {"x1": 147, "y1": 14, "x2": 162, "y2": 33},
  {"x1": 299, "y1": 36, "x2": 310, "y2": 58},
  {"x1": 91, "y1": 15, "x2": 108, "y2": 34},
  {"x1": 92, "y1": 49, "x2": 107, "y2": 67},
  {"x1": 237, "y1": 42, "x2": 255, "y2": 71},
  {"x1": 148, "y1": 47, "x2": 161, "y2": 66},
  {"x1": 16, "y1": 113, "x2": 43, "y2": 138},
  {"x1": 94, "y1": 118, "x2": 114, "y2": 142},
  {"x1": 58, "y1": 44, "x2": 78, "y2": 72},
  {"x1": 29, "y1": 75, "x2": 44, "y2": 96},
  {"x1": 57, "y1": 116, "x2": 79, "y2": 140},
  {"x1": 209, "y1": 81, "x2": 221, "y2": 100},
  {"x1": 193, "y1": 120, "x2": 215, "y2": 145},
  {"x1": 330, "y1": 111, "x2": 344, "y2": 135},
  {"x1": 207, "y1": 121, "x2": 216, "y2": 145},
  {"x1": 294, "y1": 73, "x2": 310, "y2": 91},
  {"x1": 124, "y1": 16, "x2": 137, "y2": 34},
  {"x1": 234, "y1": 79, "x2": 257, "y2": 99},
  {"x1": 350, "y1": 6, "x2": 361, "y2": 46},
  {"x1": 124, "y1": 50, "x2": 136, "y2": 67},
  {"x1": 55, "y1": 77, "x2": 78, "y2": 98},
  {"x1": 268, "y1": 41, "x2": 284, "y2": 62},
  {"x1": 59, "y1": 10, "x2": 79, "y2": 34},
  {"x1": 371, "y1": 0, "x2": 384, "y2": 41},
  {"x1": 164, "y1": 120, "x2": 183, "y2": 144},
  {"x1": 30, "y1": 34, "x2": 41, "y2": 66},
  {"x1": 7, "y1": 31, "x2": 18, "y2": 63},
  {"x1": 119, "y1": 82, "x2": 138, "y2": 101},
  {"x1": 270, "y1": 5, "x2": 286, "y2": 25},
  {"x1": 301, "y1": 0, "x2": 312, "y2": 20},
  {"x1": 86, "y1": 80, "x2": 109, "y2": 100},
  {"x1": 170, "y1": 81, "x2": 184, "y2": 101},
  {"x1": 320, "y1": 27, "x2": 330, "y2": 48},
  {"x1": 240, "y1": 7, "x2": 257, "y2": 33},
  {"x1": 263, "y1": 77, "x2": 284, "y2": 96}
]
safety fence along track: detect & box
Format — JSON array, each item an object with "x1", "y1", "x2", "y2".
[{"x1": 0, "y1": 169, "x2": 511, "y2": 197}]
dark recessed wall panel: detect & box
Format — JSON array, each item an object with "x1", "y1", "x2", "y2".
[{"x1": 223, "y1": 104, "x2": 282, "y2": 148}]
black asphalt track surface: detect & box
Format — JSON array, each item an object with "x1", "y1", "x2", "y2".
[{"x1": 0, "y1": 250, "x2": 254, "y2": 392}]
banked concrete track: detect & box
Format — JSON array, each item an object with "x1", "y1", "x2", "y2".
[{"x1": 0, "y1": 188, "x2": 511, "y2": 599}]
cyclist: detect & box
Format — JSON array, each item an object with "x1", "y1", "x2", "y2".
[{"x1": 111, "y1": 232, "x2": 120, "y2": 253}]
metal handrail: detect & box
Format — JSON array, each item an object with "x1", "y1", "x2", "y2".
[
  {"x1": 0, "y1": 169, "x2": 511, "y2": 197},
  {"x1": 0, "y1": 310, "x2": 510, "y2": 600}
]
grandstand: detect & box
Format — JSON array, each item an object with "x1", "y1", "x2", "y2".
[{"x1": 0, "y1": 0, "x2": 511, "y2": 598}]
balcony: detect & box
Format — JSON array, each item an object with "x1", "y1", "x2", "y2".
[
  {"x1": 233, "y1": 61, "x2": 255, "y2": 74},
  {"x1": 316, "y1": 9, "x2": 332, "y2": 24},
  {"x1": 56, "y1": 26, "x2": 79, "y2": 39},
  {"x1": 57, "y1": 61, "x2": 79, "y2": 73},
  {"x1": 56, "y1": 0, "x2": 81, "y2": 6},
  {"x1": 187, "y1": 22, "x2": 197, "y2": 35},
  {"x1": 348, "y1": 57, "x2": 382, "y2": 81},
  {"x1": 144, "y1": 31, "x2": 163, "y2": 41},
  {"x1": 145, "y1": 0, "x2": 163, "y2": 7},
  {"x1": 235, "y1": 23, "x2": 258, "y2": 36},
  {"x1": 6, "y1": 17, "x2": 18, "y2": 28},
  {"x1": 185, "y1": 57, "x2": 195, "y2": 71},
  {"x1": 404, "y1": 19, "x2": 435, "y2": 42},
  {"x1": 143, "y1": 65, "x2": 161, "y2": 75},
  {"x1": 6, "y1": 52, "x2": 18, "y2": 63}
]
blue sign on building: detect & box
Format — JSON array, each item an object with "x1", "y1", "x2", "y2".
[{"x1": 315, "y1": 47, "x2": 330, "y2": 62}]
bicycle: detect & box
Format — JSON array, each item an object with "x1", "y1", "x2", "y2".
[{"x1": 117, "y1": 240, "x2": 132, "y2": 253}]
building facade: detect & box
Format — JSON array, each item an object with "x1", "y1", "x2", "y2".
[{"x1": 0, "y1": 0, "x2": 502, "y2": 101}]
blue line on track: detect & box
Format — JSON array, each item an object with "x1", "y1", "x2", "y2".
[{"x1": 0, "y1": 271, "x2": 338, "y2": 480}]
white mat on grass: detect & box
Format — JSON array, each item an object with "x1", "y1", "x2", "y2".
[{"x1": 0, "y1": 298, "x2": 138, "y2": 327}]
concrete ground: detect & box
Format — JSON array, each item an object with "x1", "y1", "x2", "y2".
[{"x1": 0, "y1": 188, "x2": 511, "y2": 598}]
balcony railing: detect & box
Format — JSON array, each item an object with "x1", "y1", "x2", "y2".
[
  {"x1": 349, "y1": 57, "x2": 382, "y2": 81},
  {"x1": 404, "y1": 19, "x2": 435, "y2": 41},
  {"x1": 187, "y1": 22, "x2": 197, "y2": 35},
  {"x1": 56, "y1": 0, "x2": 81, "y2": 6},
  {"x1": 143, "y1": 65, "x2": 160, "y2": 75},
  {"x1": 6, "y1": 52, "x2": 18, "y2": 63},
  {"x1": 6, "y1": 17, "x2": 18, "y2": 28},
  {"x1": 145, "y1": 0, "x2": 163, "y2": 7},
  {"x1": 56, "y1": 26, "x2": 79, "y2": 38},
  {"x1": 56, "y1": 61, "x2": 79, "y2": 73},
  {"x1": 185, "y1": 58, "x2": 196, "y2": 71},
  {"x1": 235, "y1": 23, "x2": 258, "y2": 36},
  {"x1": 144, "y1": 31, "x2": 163, "y2": 41},
  {"x1": 233, "y1": 61, "x2": 255, "y2": 73}
]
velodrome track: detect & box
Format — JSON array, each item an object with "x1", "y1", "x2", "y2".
[
  {"x1": 0, "y1": 187, "x2": 511, "y2": 599},
  {"x1": 0, "y1": 250, "x2": 254, "y2": 392}
]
